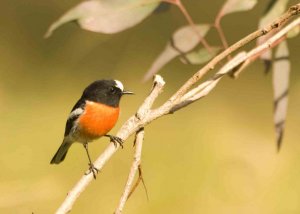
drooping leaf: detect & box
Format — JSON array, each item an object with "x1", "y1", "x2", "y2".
[
  {"x1": 259, "y1": 0, "x2": 289, "y2": 26},
  {"x1": 272, "y1": 40, "x2": 290, "y2": 151},
  {"x1": 257, "y1": 0, "x2": 289, "y2": 71},
  {"x1": 143, "y1": 24, "x2": 211, "y2": 81},
  {"x1": 263, "y1": 0, "x2": 278, "y2": 15},
  {"x1": 45, "y1": 0, "x2": 160, "y2": 38},
  {"x1": 171, "y1": 25, "x2": 211, "y2": 53},
  {"x1": 180, "y1": 47, "x2": 221, "y2": 65},
  {"x1": 143, "y1": 45, "x2": 179, "y2": 81},
  {"x1": 219, "y1": 0, "x2": 257, "y2": 18},
  {"x1": 262, "y1": 56, "x2": 273, "y2": 74}
]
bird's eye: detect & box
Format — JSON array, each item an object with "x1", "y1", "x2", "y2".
[{"x1": 109, "y1": 87, "x2": 116, "y2": 93}]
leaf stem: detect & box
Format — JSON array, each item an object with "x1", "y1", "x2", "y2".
[{"x1": 163, "y1": 0, "x2": 212, "y2": 52}]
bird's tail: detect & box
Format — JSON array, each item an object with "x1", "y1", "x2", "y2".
[{"x1": 50, "y1": 139, "x2": 73, "y2": 164}]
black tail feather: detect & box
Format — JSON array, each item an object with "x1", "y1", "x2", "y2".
[{"x1": 50, "y1": 141, "x2": 72, "y2": 164}]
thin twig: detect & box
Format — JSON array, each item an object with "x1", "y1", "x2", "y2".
[
  {"x1": 214, "y1": 15, "x2": 230, "y2": 51},
  {"x1": 127, "y1": 165, "x2": 148, "y2": 201},
  {"x1": 231, "y1": 36, "x2": 286, "y2": 78},
  {"x1": 115, "y1": 128, "x2": 145, "y2": 214}
]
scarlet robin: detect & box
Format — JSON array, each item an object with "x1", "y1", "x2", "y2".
[{"x1": 50, "y1": 80, "x2": 133, "y2": 178}]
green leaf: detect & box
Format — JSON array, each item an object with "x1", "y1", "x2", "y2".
[
  {"x1": 272, "y1": 40, "x2": 290, "y2": 150},
  {"x1": 219, "y1": 0, "x2": 257, "y2": 17},
  {"x1": 143, "y1": 24, "x2": 211, "y2": 81},
  {"x1": 180, "y1": 47, "x2": 221, "y2": 65},
  {"x1": 45, "y1": 0, "x2": 160, "y2": 38}
]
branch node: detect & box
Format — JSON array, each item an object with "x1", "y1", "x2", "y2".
[
  {"x1": 289, "y1": 4, "x2": 300, "y2": 15},
  {"x1": 262, "y1": 28, "x2": 268, "y2": 35},
  {"x1": 136, "y1": 75, "x2": 165, "y2": 119},
  {"x1": 272, "y1": 23, "x2": 279, "y2": 29}
]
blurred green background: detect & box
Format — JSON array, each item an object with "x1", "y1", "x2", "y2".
[{"x1": 1, "y1": 0, "x2": 300, "y2": 213}]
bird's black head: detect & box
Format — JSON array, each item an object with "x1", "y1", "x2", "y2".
[{"x1": 81, "y1": 80, "x2": 133, "y2": 107}]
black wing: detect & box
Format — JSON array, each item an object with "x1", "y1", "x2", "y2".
[{"x1": 64, "y1": 98, "x2": 86, "y2": 136}]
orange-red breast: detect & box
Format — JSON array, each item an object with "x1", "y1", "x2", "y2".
[{"x1": 50, "y1": 80, "x2": 133, "y2": 178}]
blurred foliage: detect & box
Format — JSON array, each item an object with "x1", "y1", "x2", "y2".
[
  {"x1": 1, "y1": 0, "x2": 300, "y2": 213},
  {"x1": 45, "y1": 0, "x2": 160, "y2": 37}
]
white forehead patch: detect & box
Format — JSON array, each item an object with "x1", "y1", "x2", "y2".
[{"x1": 114, "y1": 80, "x2": 124, "y2": 91}]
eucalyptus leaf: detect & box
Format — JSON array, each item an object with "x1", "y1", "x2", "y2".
[
  {"x1": 272, "y1": 40, "x2": 290, "y2": 150},
  {"x1": 172, "y1": 25, "x2": 210, "y2": 52},
  {"x1": 180, "y1": 47, "x2": 221, "y2": 65},
  {"x1": 263, "y1": 0, "x2": 278, "y2": 15},
  {"x1": 219, "y1": 0, "x2": 257, "y2": 17},
  {"x1": 259, "y1": 0, "x2": 289, "y2": 26},
  {"x1": 143, "y1": 24, "x2": 211, "y2": 81},
  {"x1": 45, "y1": 0, "x2": 160, "y2": 38}
]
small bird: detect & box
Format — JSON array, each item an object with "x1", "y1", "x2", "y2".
[{"x1": 50, "y1": 79, "x2": 133, "y2": 178}]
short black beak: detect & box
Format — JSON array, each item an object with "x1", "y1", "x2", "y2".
[{"x1": 122, "y1": 90, "x2": 134, "y2": 95}]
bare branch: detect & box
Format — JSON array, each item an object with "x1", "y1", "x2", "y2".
[
  {"x1": 136, "y1": 75, "x2": 165, "y2": 120},
  {"x1": 115, "y1": 128, "x2": 145, "y2": 214},
  {"x1": 214, "y1": 13, "x2": 230, "y2": 51}
]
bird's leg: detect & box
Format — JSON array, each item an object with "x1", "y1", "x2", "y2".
[
  {"x1": 104, "y1": 135, "x2": 124, "y2": 149},
  {"x1": 83, "y1": 143, "x2": 99, "y2": 179}
]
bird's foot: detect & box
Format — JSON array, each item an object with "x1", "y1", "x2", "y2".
[
  {"x1": 85, "y1": 163, "x2": 99, "y2": 179},
  {"x1": 105, "y1": 135, "x2": 124, "y2": 149}
]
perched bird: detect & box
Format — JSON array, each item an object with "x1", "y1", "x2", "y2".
[{"x1": 50, "y1": 80, "x2": 133, "y2": 178}]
